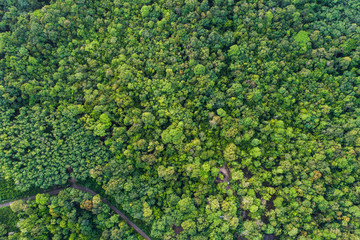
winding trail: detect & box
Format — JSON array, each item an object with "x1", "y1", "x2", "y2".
[
  {"x1": 72, "y1": 184, "x2": 150, "y2": 239},
  {"x1": 0, "y1": 184, "x2": 151, "y2": 240}
]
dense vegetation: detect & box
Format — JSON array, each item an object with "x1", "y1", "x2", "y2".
[
  {"x1": 1, "y1": 0, "x2": 360, "y2": 239},
  {"x1": 1, "y1": 189, "x2": 139, "y2": 239},
  {"x1": 0, "y1": 177, "x2": 45, "y2": 202},
  {"x1": 0, "y1": 207, "x2": 18, "y2": 235}
]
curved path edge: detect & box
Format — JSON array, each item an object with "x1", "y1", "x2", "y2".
[{"x1": 0, "y1": 185, "x2": 151, "y2": 240}]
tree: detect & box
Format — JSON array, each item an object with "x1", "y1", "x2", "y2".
[
  {"x1": 8, "y1": 189, "x2": 139, "y2": 239},
  {"x1": 194, "y1": 64, "x2": 206, "y2": 76},
  {"x1": 224, "y1": 143, "x2": 237, "y2": 162},
  {"x1": 1, "y1": 0, "x2": 360, "y2": 238}
]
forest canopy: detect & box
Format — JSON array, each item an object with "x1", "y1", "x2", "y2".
[
  {"x1": 1, "y1": 0, "x2": 360, "y2": 239},
  {"x1": 2, "y1": 189, "x2": 139, "y2": 239}
]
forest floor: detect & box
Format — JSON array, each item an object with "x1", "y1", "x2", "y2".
[
  {"x1": 0, "y1": 179, "x2": 151, "y2": 240},
  {"x1": 215, "y1": 164, "x2": 231, "y2": 190}
]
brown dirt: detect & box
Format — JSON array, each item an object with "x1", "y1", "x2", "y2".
[
  {"x1": 215, "y1": 164, "x2": 231, "y2": 190},
  {"x1": 266, "y1": 194, "x2": 276, "y2": 211},
  {"x1": 172, "y1": 225, "x2": 183, "y2": 235},
  {"x1": 241, "y1": 210, "x2": 250, "y2": 221},
  {"x1": 67, "y1": 177, "x2": 76, "y2": 185},
  {"x1": 219, "y1": 164, "x2": 230, "y2": 182}
]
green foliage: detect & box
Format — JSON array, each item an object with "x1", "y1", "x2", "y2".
[
  {"x1": 228, "y1": 45, "x2": 240, "y2": 59},
  {"x1": 94, "y1": 113, "x2": 112, "y2": 137},
  {"x1": 249, "y1": 147, "x2": 261, "y2": 158},
  {"x1": 224, "y1": 143, "x2": 237, "y2": 162},
  {"x1": 7, "y1": 189, "x2": 139, "y2": 240},
  {"x1": 0, "y1": 107, "x2": 111, "y2": 191},
  {"x1": 161, "y1": 124, "x2": 184, "y2": 145},
  {"x1": 141, "y1": 5, "x2": 151, "y2": 18},
  {"x1": 0, "y1": 207, "x2": 18, "y2": 234},
  {"x1": 1, "y1": 0, "x2": 360, "y2": 239},
  {"x1": 0, "y1": 0, "x2": 48, "y2": 33},
  {"x1": 265, "y1": 11, "x2": 273, "y2": 23},
  {"x1": 0, "y1": 178, "x2": 41, "y2": 202},
  {"x1": 294, "y1": 30, "x2": 310, "y2": 48},
  {"x1": 194, "y1": 64, "x2": 206, "y2": 76},
  {"x1": 217, "y1": 108, "x2": 227, "y2": 117},
  {"x1": 341, "y1": 39, "x2": 357, "y2": 54},
  {"x1": 142, "y1": 112, "x2": 155, "y2": 125}
]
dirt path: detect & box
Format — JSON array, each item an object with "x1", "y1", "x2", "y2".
[
  {"x1": 0, "y1": 188, "x2": 66, "y2": 208},
  {"x1": 215, "y1": 164, "x2": 231, "y2": 189},
  {"x1": 0, "y1": 184, "x2": 151, "y2": 240},
  {"x1": 72, "y1": 185, "x2": 151, "y2": 240},
  {"x1": 219, "y1": 164, "x2": 230, "y2": 182}
]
